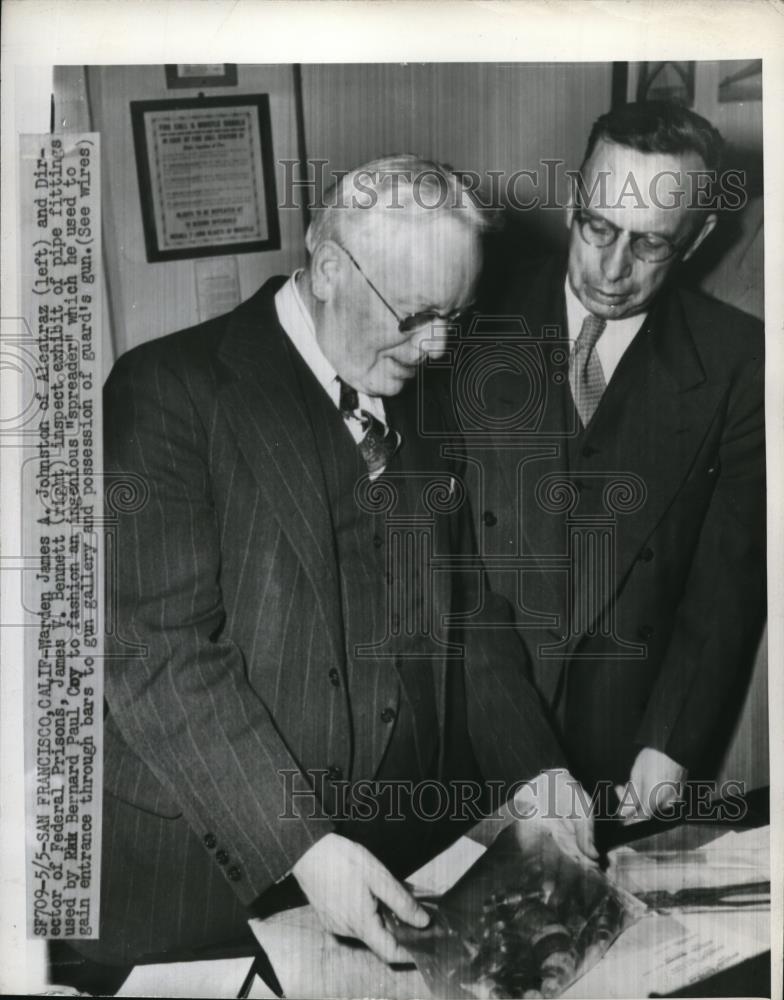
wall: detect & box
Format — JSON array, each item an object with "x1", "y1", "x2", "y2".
[
  {"x1": 301, "y1": 61, "x2": 611, "y2": 186},
  {"x1": 56, "y1": 64, "x2": 306, "y2": 361},
  {"x1": 627, "y1": 60, "x2": 763, "y2": 155},
  {"x1": 301, "y1": 61, "x2": 613, "y2": 247}
]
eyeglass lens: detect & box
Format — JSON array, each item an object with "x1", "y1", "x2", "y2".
[{"x1": 576, "y1": 208, "x2": 678, "y2": 262}]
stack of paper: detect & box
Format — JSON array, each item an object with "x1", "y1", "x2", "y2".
[{"x1": 570, "y1": 824, "x2": 771, "y2": 997}]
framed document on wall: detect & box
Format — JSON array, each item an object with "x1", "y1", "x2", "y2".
[
  {"x1": 130, "y1": 94, "x2": 280, "y2": 262},
  {"x1": 164, "y1": 64, "x2": 239, "y2": 89}
]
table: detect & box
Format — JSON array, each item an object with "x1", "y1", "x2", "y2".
[{"x1": 248, "y1": 790, "x2": 771, "y2": 999}]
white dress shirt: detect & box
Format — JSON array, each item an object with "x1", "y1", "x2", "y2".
[
  {"x1": 564, "y1": 278, "x2": 647, "y2": 383},
  {"x1": 274, "y1": 269, "x2": 387, "y2": 444}
]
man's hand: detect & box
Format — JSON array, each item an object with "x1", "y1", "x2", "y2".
[
  {"x1": 513, "y1": 769, "x2": 599, "y2": 865},
  {"x1": 291, "y1": 833, "x2": 429, "y2": 963},
  {"x1": 614, "y1": 747, "x2": 687, "y2": 825}
]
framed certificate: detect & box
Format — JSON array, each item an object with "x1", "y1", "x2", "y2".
[
  {"x1": 164, "y1": 64, "x2": 239, "y2": 89},
  {"x1": 130, "y1": 94, "x2": 280, "y2": 261}
]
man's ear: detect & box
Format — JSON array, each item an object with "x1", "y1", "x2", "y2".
[
  {"x1": 682, "y1": 212, "x2": 718, "y2": 262},
  {"x1": 565, "y1": 201, "x2": 575, "y2": 231},
  {"x1": 309, "y1": 240, "x2": 344, "y2": 303}
]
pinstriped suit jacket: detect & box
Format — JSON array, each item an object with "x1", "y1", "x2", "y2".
[{"x1": 101, "y1": 278, "x2": 565, "y2": 925}]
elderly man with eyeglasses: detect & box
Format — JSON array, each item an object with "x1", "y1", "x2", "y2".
[
  {"x1": 468, "y1": 102, "x2": 765, "y2": 832},
  {"x1": 68, "y1": 155, "x2": 598, "y2": 980}
]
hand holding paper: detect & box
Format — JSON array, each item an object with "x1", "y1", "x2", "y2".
[
  {"x1": 513, "y1": 769, "x2": 599, "y2": 865},
  {"x1": 291, "y1": 832, "x2": 430, "y2": 964}
]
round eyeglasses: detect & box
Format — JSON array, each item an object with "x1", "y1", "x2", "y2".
[{"x1": 574, "y1": 207, "x2": 689, "y2": 264}]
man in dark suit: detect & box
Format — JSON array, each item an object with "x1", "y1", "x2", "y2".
[
  {"x1": 77, "y1": 156, "x2": 595, "y2": 973},
  {"x1": 464, "y1": 103, "x2": 765, "y2": 825}
]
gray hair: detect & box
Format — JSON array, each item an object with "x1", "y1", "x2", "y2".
[{"x1": 304, "y1": 154, "x2": 493, "y2": 257}]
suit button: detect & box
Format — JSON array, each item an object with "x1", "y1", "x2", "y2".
[
  {"x1": 483, "y1": 510, "x2": 497, "y2": 527},
  {"x1": 582, "y1": 445, "x2": 598, "y2": 458},
  {"x1": 638, "y1": 625, "x2": 654, "y2": 641},
  {"x1": 328, "y1": 668, "x2": 341, "y2": 687},
  {"x1": 372, "y1": 533, "x2": 383, "y2": 548},
  {"x1": 203, "y1": 832, "x2": 217, "y2": 849},
  {"x1": 227, "y1": 866, "x2": 242, "y2": 882},
  {"x1": 380, "y1": 707, "x2": 396, "y2": 724},
  {"x1": 216, "y1": 849, "x2": 229, "y2": 865},
  {"x1": 327, "y1": 764, "x2": 343, "y2": 782},
  {"x1": 639, "y1": 547, "x2": 654, "y2": 562}
]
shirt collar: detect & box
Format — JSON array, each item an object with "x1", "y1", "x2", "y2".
[
  {"x1": 274, "y1": 270, "x2": 386, "y2": 424},
  {"x1": 563, "y1": 276, "x2": 648, "y2": 341},
  {"x1": 275, "y1": 269, "x2": 341, "y2": 403}
]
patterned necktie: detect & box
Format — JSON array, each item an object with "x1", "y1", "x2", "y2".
[
  {"x1": 338, "y1": 379, "x2": 401, "y2": 477},
  {"x1": 569, "y1": 314, "x2": 607, "y2": 427}
]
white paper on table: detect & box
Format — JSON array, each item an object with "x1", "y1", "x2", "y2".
[
  {"x1": 697, "y1": 825, "x2": 770, "y2": 856},
  {"x1": 117, "y1": 956, "x2": 256, "y2": 998},
  {"x1": 648, "y1": 909, "x2": 769, "y2": 992},
  {"x1": 249, "y1": 906, "x2": 428, "y2": 1000},
  {"x1": 592, "y1": 824, "x2": 771, "y2": 998},
  {"x1": 405, "y1": 835, "x2": 486, "y2": 898},
  {"x1": 608, "y1": 853, "x2": 770, "y2": 896},
  {"x1": 691, "y1": 827, "x2": 772, "y2": 892},
  {"x1": 248, "y1": 835, "x2": 485, "y2": 999},
  {"x1": 607, "y1": 825, "x2": 770, "y2": 897},
  {"x1": 561, "y1": 906, "x2": 769, "y2": 999}
]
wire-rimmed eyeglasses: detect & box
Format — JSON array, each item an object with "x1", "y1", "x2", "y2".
[{"x1": 338, "y1": 243, "x2": 473, "y2": 333}]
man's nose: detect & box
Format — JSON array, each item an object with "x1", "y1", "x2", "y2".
[{"x1": 601, "y1": 236, "x2": 634, "y2": 282}]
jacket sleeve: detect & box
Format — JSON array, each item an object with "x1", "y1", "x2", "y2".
[
  {"x1": 103, "y1": 349, "x2": 334, "y2": 907},
  {"x1": 441, "y1": 416, "x2": 568, "y2": 790},
  {"x1": 635, "y1": 354, "x2": 766, "y2": 771},
  {"x1": 460, "y1": 581, "x2": 569, "y2": 790}
]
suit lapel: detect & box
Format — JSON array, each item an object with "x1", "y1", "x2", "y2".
[
  {"x1": 489, "y1": 267, "x2": 726, "y2": 699},
  {"x1": 566, "y1": 286, "x2": 725, "y2": 646},
  {"x1": 216, "y1": 281, "x2": 345, "y2": 672},
  {"x1": 216, "y1": 288, "x2": 463, "y2": 776}
]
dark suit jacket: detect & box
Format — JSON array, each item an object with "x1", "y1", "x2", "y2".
[
  {"x1": 95, "y1": 277, "x2": 565, "y2": 961},
  {"x1": 462, "y1": 256, "x2": 765, "y2": 786}
]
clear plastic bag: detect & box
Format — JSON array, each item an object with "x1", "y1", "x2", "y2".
[{"x1": 392, "y1": 823, "x2": 645, "y2": 999}]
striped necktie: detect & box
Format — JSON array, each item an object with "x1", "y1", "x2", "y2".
[
  {"x1": 569, "y1": 314, "x2": 607, "y2": 427},
  {"x1": 338, "y1": 379, "x2": 401, "y2": 477}
]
